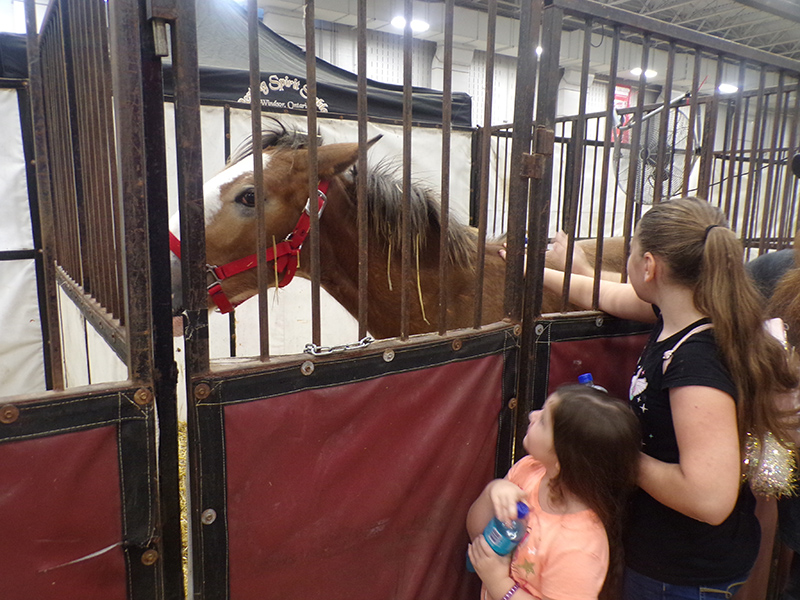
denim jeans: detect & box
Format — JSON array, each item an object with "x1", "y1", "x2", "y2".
[{"x1": 623, "y1": 567, "x2": 747, "y2": 600}]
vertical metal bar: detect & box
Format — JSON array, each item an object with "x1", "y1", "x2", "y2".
[
  {"x1": 771, "y1": 89, "x2": 792, "y2": 248},
  {"x1": 559, "y1": 17, "x2": 592, "y2": 311},
  {"x1": 622, "y1": 35, "x2": 650, "y2": 275},
  {"x1": 400, "y1": 0, "x2": 413, "y2": 339},
  {"x1": 653, "y1": 42, "x2": 675, "y2": 205},
  {"x1": 696, "y1": 58, "x2": 724, "y2": 200},
  {"x1": 682, "y1": 51, "x2": 703, "y2": 198},
  {"x1": 723, "y1": 61, "x2": 747, "y2": 219},
  {"x1": 357, "y1": 0, "x2": 369, "y2": 339},
  {"x1": 108, "y1": 0, "x2": 155, "y2": 382},
  {"x1": 224, "y1": 104, "x2": 237, "y2": 357},
  {"x1": 587, "y1": 116, "x2": 601, "y2": 236},
  {"x1": 759, "y1": 73, "x2": 784, "y2": 253},
  {"x1": 304, "y1": 0, "x2": 322, "y2": 346},
  {"x1": 437, "y1": 0, "x2": 454, "y2": 334},
  {"x1": 248, "y1": 0, "x2": 268, "y2": 359},
  {"x1": 473, "y1": 0, "x2": 497, "y2": 328},
  {"x1": 172, "y1": 0, "x2": 209, "y2": 375},
  {"x1": 593, "y1": 27, "x2": 621, "y2": 304},
  {"x1": 99, "y1": 0, "x2": 124, "y2": 322},
  {"x1": 732, "y1": 96, "x2": 752, "y2": 233},
  {"x1": 25, "y1": 0, "x2": 64, "y2": 390},
  {"x1": 741, "y1": 68, "x2": 767, "y2": 250},
  {"x1": 140, "y1": 6, "x2": 184, "y2": 597},
  {"x1": 503, "y1": 0, "x2": 542, "y2": 321},
  {"x1": 777, "y1": 83, "x2": 800, "y2": 247},
  {"x1": 519, "y1": 4, "x2": 561, "y2": 414}
]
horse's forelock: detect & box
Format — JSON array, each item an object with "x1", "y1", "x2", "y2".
[{"x1": 228, "y1": 121, "x2": 311, "y2": 166}]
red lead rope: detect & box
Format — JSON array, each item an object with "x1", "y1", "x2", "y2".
[{"x1": 170, "y1": 180, "x2": 330, "y2": 314}]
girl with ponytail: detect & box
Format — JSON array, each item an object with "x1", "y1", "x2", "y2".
[{"x1": 541, "y1": 196, "x2": 800, "y2": 600}]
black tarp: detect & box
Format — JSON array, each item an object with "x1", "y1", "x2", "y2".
[
  {"x1": 0, "y1": 33, "x2": 26, "y2": 79},
  {"x1": 168, "y1": 0, "x2": 472, "y2": 126},
  {"x1": 0, "y1": 0, "x2": 472, "y2": 127}
]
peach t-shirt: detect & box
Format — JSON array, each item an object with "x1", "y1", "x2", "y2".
[{"x1": 506, "y1": 456, "x2": 609, "y2": 600}]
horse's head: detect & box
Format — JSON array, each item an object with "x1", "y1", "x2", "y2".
[{"x1": 171, "y1": 128, "x2": 377, "y2": 313}]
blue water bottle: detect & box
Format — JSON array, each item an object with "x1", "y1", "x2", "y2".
[
  {"x1": 466, "y1": 501, "x2": 529, "y2": 572},
  {"x1": 578, "y1": 372, "x2": 608, "y2": 393}
]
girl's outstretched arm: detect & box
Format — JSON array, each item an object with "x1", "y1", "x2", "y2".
[
  {"x1": 542, "y1": 268, "x2": 656, "y2": 323},
  {"x1": 637, "y1": 385, "x2": 741, "y2": 525}
]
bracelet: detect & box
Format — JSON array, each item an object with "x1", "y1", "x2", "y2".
[{"x1": 501, "y1": 583, "x2": 519, "y2": 600}]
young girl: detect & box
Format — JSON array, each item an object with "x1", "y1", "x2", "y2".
[
  {"x1": 542, "y1": 197, "x2": 800, "y2": 599},
  {"x1": 467, "y1": 385, "x2": 641, "y2": 600}
]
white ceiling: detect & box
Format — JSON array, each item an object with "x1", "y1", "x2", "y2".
[{"x1": 259, "y1": 0, "x2": 800, "y2": 62}]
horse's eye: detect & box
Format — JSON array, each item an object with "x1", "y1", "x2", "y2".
[{"x1": 235, "y1": 189, "x2": 256, "y2": 208}]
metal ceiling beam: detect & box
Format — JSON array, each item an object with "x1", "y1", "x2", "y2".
[
  {"x1": 550, "y1": 0, "x2": 800, "y2": 72},
  {"x1": 701, "y1": 13, "x2": 777, "y2": 34},
  {"x1": 732, "y1": 0, "x2": 800, "y2": 23},
  {"x1": 641, "y1": 0, "x2": 697, "y2": 18}
]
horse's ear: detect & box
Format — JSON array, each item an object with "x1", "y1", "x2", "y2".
[
  {"x1": 316, "y1": 135, "x2": 383, "y2": 178},
  {"x1": 316, "y1": 143, "x2": 360, "y2": 178}
]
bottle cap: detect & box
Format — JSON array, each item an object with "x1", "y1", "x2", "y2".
[
  {"x1": 578, "y1": 373, "x2": 593, "y2": 385},
  {"x1": 516, "y1": 501, "x2": 529, "y2": 519}
]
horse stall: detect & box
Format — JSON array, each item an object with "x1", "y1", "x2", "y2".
[{"x1": 1, "y1": 1, "x2": 799, "y2": 600}]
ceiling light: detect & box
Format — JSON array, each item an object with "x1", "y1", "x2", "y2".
[
  {"x1": 391, "y1": 16, "x2": 430, "y2": 33},
  {"x1": 631, "y1": 67, "x2": 657, "y2": 79},
  {"x1": 718, "y1": 83, "x2": 739, "y2": 94},
  {"x1": 535, "y1": 46, "x2": 543, "y2": 57}
]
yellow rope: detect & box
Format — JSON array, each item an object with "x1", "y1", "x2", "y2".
[
  {"x1": 387, "y1": 238, "x2": 393, "y2": 292},
  {"x1": 416, "y1": 234, "x2": 430, "y2": 325},
  {"x1": 272, "y1": 235, "x2": 279, "y2": 290}
]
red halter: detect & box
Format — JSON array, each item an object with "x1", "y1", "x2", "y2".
[{"x1": 170, "y1": 180, "x2": 330, "y2": 314}]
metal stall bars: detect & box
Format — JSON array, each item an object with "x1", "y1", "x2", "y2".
[
  {"x1": 0, "y1": 0, "x2": 183, "y2": 598},
  {"x1": 542, "y1": 0, "x2": 800, "y2": 259},
  {"x1": 518, "y1": 3, "x2": 800, "y2": 595},
  {"x1": 176, "y1": 0, "x2": 532, "y2": 598}
]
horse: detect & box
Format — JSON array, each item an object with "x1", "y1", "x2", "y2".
[{"x1": 170, "y1": 121, "x2": 623, "y2": 339}]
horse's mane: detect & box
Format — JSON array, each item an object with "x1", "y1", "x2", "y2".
[
  {"x1": 352, "y1": 163, "x2": 476, "y2": 268},
  {"x1": 230, "y1": 119, "x2": 476, "y2": 268}
]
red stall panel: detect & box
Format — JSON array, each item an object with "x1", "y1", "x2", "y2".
[
  {"x1": 0, "y1": 425, "x2": 127, "y2": 600},
  {"x1": 224, "y1": 355, "x2": 504, "y2": 600}
]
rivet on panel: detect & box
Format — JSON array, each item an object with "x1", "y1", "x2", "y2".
[
  {"x1": 141, "y1": 549, "x2": 159, "y2": 566},
  {"x1": 201, "y1": 508, "x2": 217, "y2": 525},
  {"x1": 508, "y1": 397, "x2": 518, "y2": 410},
  {"x1": 382, "y1": 349, "x2": 395, "y2": 362},
  {"x1": 595, "y1": 316, "x2": 604, "y2": 327},
  {"x1": 0, "y1": 404, "x2": 19, "y2": 424},
  {"x1": 452, "y1": 339, "x2": 463, "y2": 351},
  {"x1": 301, "y1": 361, "x2": 315, "y2": 376},
  {"x1": 534, "y1": 324, "x2": 545, "y2": 336},
  {"x1": 134, "y1": 388, "x2": 153, "y2": 406},
  {"x1": 194, "y1": 383, "x2": 211, "y2": 401}
]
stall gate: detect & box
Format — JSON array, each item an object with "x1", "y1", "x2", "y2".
[
  {"x1": 0, "y1": 0, "x2": 181, "y2": 599},
  {"x1": 4, "y1": 0, "x2": 798, "y2": 599}
]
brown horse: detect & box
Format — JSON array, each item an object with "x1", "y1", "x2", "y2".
[{"x1": 182, "y1": 123, "x2": 622, "y2": 339}]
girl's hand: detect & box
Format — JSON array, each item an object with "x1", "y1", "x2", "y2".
[
  {"x1": 468, "y1": 534, "x2": 513, "y2": 585},
  {"x1": 488, "y1": 480, "x2": 527, "y2": 525}
]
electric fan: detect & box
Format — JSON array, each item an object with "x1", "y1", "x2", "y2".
[{"x1": 614, "y1": 93, "x2": 698, "y2": 205}]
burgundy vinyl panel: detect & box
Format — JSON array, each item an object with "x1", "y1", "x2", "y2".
[
  {"x1": 225, "y1": 356, "x2": 504, "y2": 600},
  {"x1": 547, "y1": 334, "x2": 649, "y2": 400},
  {"x1": 0, "y1": 426, "x2": 126, "y2": 600}
]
